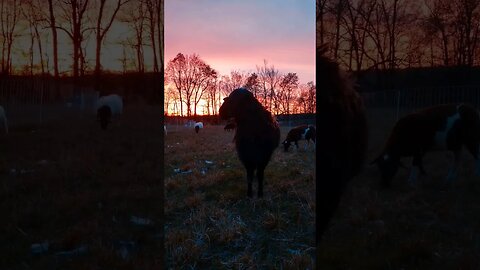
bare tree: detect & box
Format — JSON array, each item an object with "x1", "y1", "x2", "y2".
[
  {"x1": 256, "y1": 59, "x2": 281, "y2": 111},
  {"x1": 47, "y1": 0, "x2": 59, "y2": 77},
  {"x1": 192, "y1": 63, "x2": 217, "y2": 116},
  {"x1": 277, "y1": 73, "x2": 299, "y2": 115},
  {"x1": 244, "y1": 72, "x2": 261, "y2": 98},
  {"x1": 157, "y1": 0, "x2": 163, "y2": 70},
  {"x1": 56, "y1": 0, "x2": 92, "y2": 78},
  {"x1": 120, "y1": 1, "x2": 148, "y2": 73},
  {"x1": 94, "y1": 0, "x2": 129, "y2": 75},
  {"x1": 144, "y1": 0, "x2": 159, "y2": 73},
  {"x1": 22, "y1": 0, "x2": 46, "y2": 75},
  {"x1": 1, "y1": 0, "x2": 20, "y2": 75},
  {"x1": 165, "y1": 53, "x2": 214, "y2": 117}
]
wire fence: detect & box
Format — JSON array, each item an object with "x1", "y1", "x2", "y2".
[
  {"x1": 0, "y1": 77, "x2": 99, "y2": 127},
  {"x1": 362, "y1": 85, "x2": 480, "y2": 121}
]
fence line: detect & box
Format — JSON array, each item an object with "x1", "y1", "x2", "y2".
[
  {"x1": 362, "y1": 85, "x2": 480, "y2": 120},
  {"x1": 0, "y1": 77, "x2": 99, "y2": 127}
]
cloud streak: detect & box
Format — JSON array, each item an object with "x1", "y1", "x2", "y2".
[{"x1": 165, "y1": 0, "x2": 315, "y2": 83}]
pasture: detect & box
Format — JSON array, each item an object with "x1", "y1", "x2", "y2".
[
  {"x1": 0, "y1": 105, "x2": 163, "y2": 269},
  {"x1": 318, "y1": 108, "x2": 480, "y2": 269},
  {"x1": 164, "y1": 124, "x2": 315, "y2": 269}
]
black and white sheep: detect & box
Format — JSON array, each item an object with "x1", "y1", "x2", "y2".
[
  {"x1": 0, "y1": 105, "x2": 8, "y2": 134},
  {"x1": 96, "y1": 94, "x2": 123, "y2": 130},
  {"x1": 372, "y1": 103, "x2": 480, "y2": 187},
  {"x1": 219, "y1": 88, "x2": 280, "y2": 198},
  {"x1": 316, "y1": 45, "x2": 368, "y2": 243},
  {"x1": 194, "y1": 122, "x2": 203, "y2": 133},
  {"x1": 282, "y1": 125, "x2": 316, "y2": 152}
]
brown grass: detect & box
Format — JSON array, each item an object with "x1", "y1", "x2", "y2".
[
  {"x1": 164, "y1": 125, "x2": 315, "y2": 269},
  {"x1": 318, "y1": 108, "x2": 480, "y2": 269},
  {"x1": 0, "y1": 105, "x2": 162, "y2": 270}
]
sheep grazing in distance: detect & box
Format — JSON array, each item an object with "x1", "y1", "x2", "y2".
[
  {"x1": 372, "y1": 103, "x2": 480, "y2": 187},
  {"x1": 0, "y1": 105, "x2": 8, "y2": 134},
  {"x1": 224, "y1": 119, "x2": 236, "y2": 132},
  {"x1": 316, "y1": 45, "x2": 368, "y2": 244},
  {"x1": 194, "y1": 122, "x2": 203, "y2": 133},
  {"x1": 282, "y1": 125, "x2": 316, "y2": 152},
  {"x1": 96, "y1": 94, "x2": 123, "y2": 130},
  {"x1": 219, "y1": 88, "x2": 280, "y2": 198}
]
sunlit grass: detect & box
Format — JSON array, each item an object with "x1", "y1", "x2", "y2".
[{"x1": 165, "y1": 124, "x2": 315, "y2": 269}]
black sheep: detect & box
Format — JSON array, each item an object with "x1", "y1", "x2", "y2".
[
  {"x1": 219, "y1": 88, "x2": 280, "y2": 198},
  {"x1": 316, "y1": 45, "x2": 368, "y2": 244}
]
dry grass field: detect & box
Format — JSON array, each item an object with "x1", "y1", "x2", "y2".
[
  {"x1": 164, "y1": 124, "x2": 316, "y2": 269},
  {"x1": 0, "y1": 105, "x2": 163, "y2": 269},
  {"x1": 318, "y1": 108, "x2": 480, "y2": 269}
]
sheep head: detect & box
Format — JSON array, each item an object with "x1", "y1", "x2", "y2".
[
  {"x1": 371, "y1": 154, "x2": 403, "y2": 187},
  {"x1": 219, "y1": 88, "x2": 256, "y2": 121}
]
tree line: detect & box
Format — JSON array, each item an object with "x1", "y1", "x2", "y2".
[
  {"x1": 317, "y1": 0, "x2": 480, "y2": 71},
  {"x1": 164, "y1": 53, "x2": 316, "y2": 117},
  {"x1": 0, "y1": 0, "x2": 163, "y2": 77}
]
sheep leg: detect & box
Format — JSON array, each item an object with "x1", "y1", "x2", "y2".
[
  {"x1": 466, "y1": 143, "x2": 480, "y2": 176},
  {"x1": 247, "y1": 167, "x2": 254, "y2": 198},
  {"x1": 476, "y1": 145, "x2": 480, "y2": 176},
  {"x1": 446, "y1": 151, "x2": 461, "y2": 183},
  {"x1": 257, "y1": 167, "x2": 264, "y2": 198},
  {"x1": 409, "y1": 154, "x2": 423, "y2": 186}
]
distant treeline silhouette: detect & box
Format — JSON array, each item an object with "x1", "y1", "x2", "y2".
[
  {"x1": 0, "y1": 72, "x2": 162, "y2": 105},
  {"x1": 356, "y1": 66, "x2": 480, "y2": 92}
]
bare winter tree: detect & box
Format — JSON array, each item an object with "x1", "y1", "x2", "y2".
[
  {"x1": 21, "y1": 0, "x2": 46, "y2": 75},
  {"x1": 0, "y1": 0, "x2": 21, "y2": 75},
  {"x1": 94, "y1": 0, "x2": 130, "y2": 76},
  {"x1": 165, "y1": 53, "x2": 215, "y2": 117},
  {"x1": 55, "y1": 0, "x2": 92, "y2": 78},
  {"x1": 120, "y1": 0, "x2": 148, "y2": 73},
  {"x1": 256, "y1": 59, "x2": 281, "y2": 111},
  {"x1": 46, "y1": 0, "x2": 59, "y2": 77},
  {"x1": 277, "y1": 73, "x2": 299, "y2": 115},
  {"x1": 192, "y1": 63, "x2": 217, "y2": 116},
  {"x1": 144, "y1": 0, "x2": 159, "y2": 73}
]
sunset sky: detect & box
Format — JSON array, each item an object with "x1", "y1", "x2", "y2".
[{"x1": 165, "y1": 0, "x2": 315, "y2": 84}]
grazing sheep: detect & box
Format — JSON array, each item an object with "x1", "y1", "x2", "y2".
[
  {"x1": 96, "y1": 94, "x2": 123, "y2": 130},
  {"x1": 282, "y1": 125, "x2": 316, "y2": 152},
  {"x1": 194, "y1": 122, "x2": 203, "y2": 133},
  {"x1": 0, "y1": 105, "x2": 8, "y2": 134},
  {"x1": 219, "y1": 87, "x2": 280, "y2": 198},
  {"x1": 372, "y1": 103, "x2": 480, "y2": 187},
  {"x1": 224, "y1": 119, "x2": 236, "y2": 132},
  {"x1": 316, "y1": 45, "x2": 368, "y2": 243}
]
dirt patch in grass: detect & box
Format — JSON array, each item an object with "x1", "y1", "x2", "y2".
[
  {"x1": 165, "y1": 125, "x2": 315, "y2": 269},
  {"x1": 0, "y1": 105, "x2": 162, "y2": 270}
]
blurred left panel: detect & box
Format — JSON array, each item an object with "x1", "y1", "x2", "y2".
[{"x1": 0, "y1": 0, "x2": 164, "y2": 268}]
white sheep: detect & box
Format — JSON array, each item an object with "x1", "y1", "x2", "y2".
[
  {"x1": 96, "y1": 94, "x2": 123, "y2": 130},
  {"x1": 0, "y1": 105, "x2": 8, "y2": 134},
  {"x1": 194, "y1": 122, "x2": 203, "y2": 133}
]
